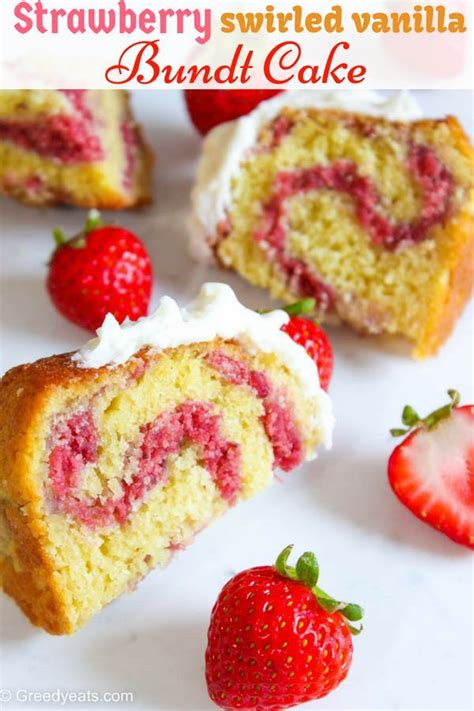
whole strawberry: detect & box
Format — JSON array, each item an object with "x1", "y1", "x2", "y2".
[
  {"x1": 184, "y1": 89, "x2": 283, "y2": 135},
  {"x1": 206, "y1": 546, "x2": 363, "y2": 710},
  {"x1": 47, "y1": 211, "x2": 153, "y2": 331},
  {"x1": 388, "y1": 390, "x2": 474, "y2": 549},
  {"x1": 281, "y1": 299, "x2": 334, "y2": 390}
]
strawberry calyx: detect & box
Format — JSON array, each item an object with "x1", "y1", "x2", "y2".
[
  {"x1": 83, "y1": 208, "x2": 103, "y2": 234},
  {"x1": 390, "y1": 389, "x2": 461, "y2": 438},
  {"x1": 281, "y1": 298, "x2": 316, "y2": 317},
  {"x1": 52, "y1": 209, "x2": 104, "y2": 250},
  {"x1": 275, "y1": 545, "x2": 364, "y2": 635},
  {"x1": 52, "y1": 228, "x2": 66, "y2": 247},
  {"x1": 259, "y1": 298, "x2": 316, "y2": 318}
]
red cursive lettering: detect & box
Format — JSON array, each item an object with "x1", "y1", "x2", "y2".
[{"x1": 105, "y1": 39, "x2": 160, "y2": 84}]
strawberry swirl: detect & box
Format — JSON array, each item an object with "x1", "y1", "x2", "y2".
[
  {"x1": 48, "y1": 401, "x2": 242, "y2": 529},
  {"x1": 253, "y1": 145, "x2": 453, "y2": 309}
]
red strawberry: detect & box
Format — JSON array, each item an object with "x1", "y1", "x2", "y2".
[
  {"x1": 388, "y1": 390, "x2": 474, "y2": 549},
  {"x1": 281, "y1": 300, "x2": 334, "y2": 390},
  {"x1": 184, "y1": 89, "x2": 283, "y2": 135},
  {"x1": 47, "y1": 210, "x2": 153, "y2": 332},
  {"x1": 206, "y1": 546, "x2": 363, "y2": 710}
]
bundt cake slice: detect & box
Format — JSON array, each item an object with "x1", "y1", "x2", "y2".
[
  {"x1": 0, "y1": 90, "x2": 153, "y2": 208},
  {"x1": 0, "y1": 284, "x2": 332, "y2": 635},
  {"x1": 190, "y1": 91, "x2": 474, "y2": 358}
]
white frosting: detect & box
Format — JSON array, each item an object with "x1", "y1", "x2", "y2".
[
  {"x1": 73, "y1": 283, "x2": 334, "y2": 448},
  {"x1": 189, "y1": 90, "x2": 423, "y2": 261}
]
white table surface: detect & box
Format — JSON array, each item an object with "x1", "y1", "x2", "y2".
[{"x1": 0, "y1": 91, "x2": 472, "y2": 711}]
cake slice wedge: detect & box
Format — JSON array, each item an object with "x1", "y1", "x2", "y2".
[
  {"x1": 0, "y1": 283, "x2": 332, "y2": 635},
  {"x1": 0, "y1": 90, "x2": 153, "y2": 208},
  {"x1": 190, "y1": 91, "x2": 474, "y2": 358}
]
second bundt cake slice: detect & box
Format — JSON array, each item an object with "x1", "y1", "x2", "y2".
[{"x1": 190, "y1": 91, "x2": 474, "y2": 358}]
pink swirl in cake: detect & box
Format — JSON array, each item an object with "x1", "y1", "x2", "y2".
[
  {"x1": 48, "y1": 401, "x2": 242, "y2": 529},
  {"x1": 206, "y1": 351, "x2": 303, "y2": 471},
  {"x1": 0, "y1": 90, "x2": 103, "y2": 164},
  {"x1": 252, "y1": 145, "x2": 453, "y2": 309}
]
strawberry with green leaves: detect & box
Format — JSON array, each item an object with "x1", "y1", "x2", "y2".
[
  {"x1": 280, "y1": 299, "x2": 334, "y2": 391},
  {"x1": 388, "y1": 390, "x2": 474, "y2": 549},
  {"x1": 206, "y1": 546, "x2": 363, "y2": 710},
  {"x1": 47, "y1": 211, "x2": 153, "y2": 332}
]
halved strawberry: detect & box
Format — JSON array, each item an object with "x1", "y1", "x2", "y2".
[{"x1": 388, "y1": 390, "x2": 474, "y2": 549}]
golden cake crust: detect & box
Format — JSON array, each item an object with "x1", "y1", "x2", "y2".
[
  {"x1": 0, "y1": 352, "x2": 129, "y2": 634},
  {"x1": 412, "y1": 118, "x2": 474, "y2": 357}
]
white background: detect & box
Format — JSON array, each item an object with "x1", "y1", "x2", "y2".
[{"x1": 0, "y1": 90, "x2": 473, "y2": 711}]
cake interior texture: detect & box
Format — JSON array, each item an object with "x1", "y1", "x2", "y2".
[
  {"x1": 0, "y1": 340, "x2": 322, "y2": 634},
  {"x1": 214, "y1": 108, "x2": 474, "y2": 358},
  {"x1": 0, "y1": 90, "x2": 152, "y2": 208}
]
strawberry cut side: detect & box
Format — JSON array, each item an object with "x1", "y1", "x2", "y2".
[{"x1": 388, "y1": 404, "x2": 474, "y2": 549}]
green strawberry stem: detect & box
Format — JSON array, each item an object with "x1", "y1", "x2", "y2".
[
  {"x1": 275, "y1": 545, "x2": 364, "y2": 635},
  {"x1": 84, "y1": 209, "x2": 103, "y2": 233},
  {"x1": 390, "y1": 389, "x2": 461, "y2": 438},
  {"x1": 258, "y1": 298, "x2": 316, "y2": 318},
  {"x1": 281, "y1": 298, "x2": 316, "y2": 317},
  {"x1": 52, "y1": 210, "x2": 103, "y2": 251},
  {"x1": 52, "y1": 228, "x2": 67, "y2": 247}
]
